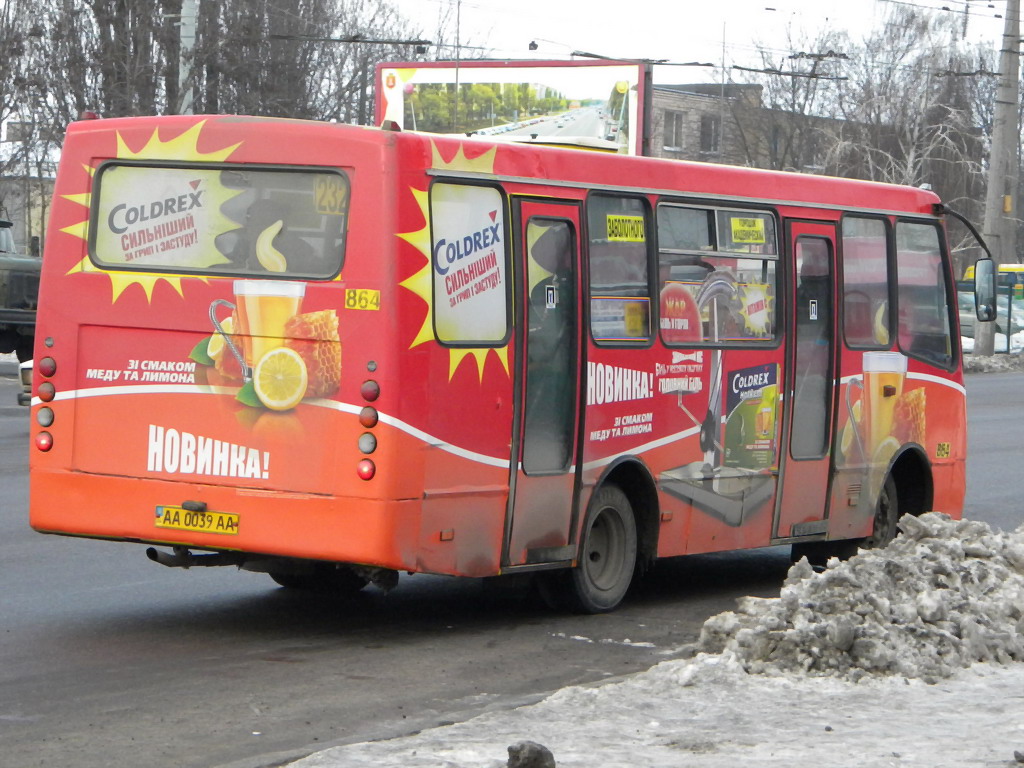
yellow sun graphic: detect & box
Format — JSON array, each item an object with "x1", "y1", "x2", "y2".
[
  {"x1": 398, "y1": 141, "x2": 509, "y2": 382},
  {"x1": 63, "y1": 120, "x2": 242, "y2": 302},
  {"x1": 739, "y1": 282, "x2": 774, "y2": 335}
]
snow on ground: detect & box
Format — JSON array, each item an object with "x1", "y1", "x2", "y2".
[
  {"x1": 291, "y1": 513, "x2": 1024, "y2": 768},
  {"x1": 962, "y1": 330, "x2": 1024, "y2": 358},
  {"x1": 7, "y1": 344, "x2": 1023, "y2": 766}
]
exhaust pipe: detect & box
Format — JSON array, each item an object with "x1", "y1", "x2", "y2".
[{"x1": 146, "y1": 546, "x2": 245, "y2": 569}]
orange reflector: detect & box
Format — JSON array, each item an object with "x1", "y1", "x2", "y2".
[{"x1": 359, "y1": 406, "x2": 379, "y2": 428}]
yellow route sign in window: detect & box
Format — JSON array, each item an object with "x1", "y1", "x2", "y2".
[
  {"x1": 730, "y1": 217, "x2": 766, "y2": 244},
  {"x1": 607, "y1": 214, "x2": 645, "y2": 242}
]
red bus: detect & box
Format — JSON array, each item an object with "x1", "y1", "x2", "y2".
[{"x1": 28, "y1": 115, "x2": 980, "y2": 612}]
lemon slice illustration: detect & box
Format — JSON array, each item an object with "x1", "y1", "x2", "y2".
[
  {"x1": 872, "y1": 435, "x2": 900, "y2": 466},
  {"x1": 873, "y1": 304, "x2": 889, "y2": 345},
  {"x1": 253, "y1": 347, "x2": 308, "y2": 411},
  {"x1": 255, "y1": 220, "x2": 287, "y2": 272},
  {"x1": 207, "y1": 316, "x2": 233, "y2": 363}
]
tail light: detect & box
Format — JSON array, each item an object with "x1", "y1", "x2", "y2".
[
  {"x1": 34, "y1": 354, "x2": 57, "y2": 452},
  {"x1": 357, "y1": 371, "x2": 379, "y2": 480}
]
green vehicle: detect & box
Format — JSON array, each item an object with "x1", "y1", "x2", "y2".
[{"x1": 0, "y1": 219, "x2": 39, "y2": 362}]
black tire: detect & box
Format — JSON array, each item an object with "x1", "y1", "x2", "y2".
[
  {"x1": 791, "y1": 473, "x2": 899, "y2": 565},
  {"x1": 15, "y1": 335, "x2": 33, "y2": 362},
  {"x1": 270, "y1": 564, "x2": 368, "y2": 595},
  {"x1": 559, "y1": 484, "x2": 638, "y2": 613},
  {"x1": 863, "y1": 473, "x2": 899, "y2": 550},
  {"x1": 0, "y1": 329, "x2": 16, "y2": 354}
]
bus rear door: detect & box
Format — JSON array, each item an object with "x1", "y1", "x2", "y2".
[
  {"x1": 775, "y1": 220, "x2": 838, "y2": 539},
  {"x1": 504, "y1": 199, "x2": 583, "y2": 567}
]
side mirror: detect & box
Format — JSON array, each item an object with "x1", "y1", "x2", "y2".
[{"x1": 974, "y1": 258, "x2": 997, "y2": 321}]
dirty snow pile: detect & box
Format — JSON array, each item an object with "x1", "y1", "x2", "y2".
[
  {"x1": 962, "y1": 346, "x2": 1024, "y2": 372},
  {"x1": 697, "y1": 512, "x2": 1024, "y2": 682},
  {"x1": 292, "y1": 514, "x2": 1024, "y2": 768}
]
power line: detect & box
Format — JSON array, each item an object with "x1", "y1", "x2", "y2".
[{"x1": 732, "y1": 64, "x2": 849, "y2": 81}]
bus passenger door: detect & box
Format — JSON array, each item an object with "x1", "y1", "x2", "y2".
[
  {"x1": 774, "y1": 221, "x2": 838, "y2": 539},
  {"x1": 504, "y1": 199, "x2": 582, "y2": 567}
]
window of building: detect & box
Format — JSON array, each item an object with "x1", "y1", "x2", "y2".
[
  {"x1": 700, "y1": 115, "x2": 721, "y2": 154},
  {"x1": 663, "y1": 110, "x2": 684, "y2": 151}
]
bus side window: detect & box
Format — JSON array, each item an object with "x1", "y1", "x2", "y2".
[
  {"x1": 587, "y1": 194, "x2": 652, "y2": 343},
  {"x1": 841, "y1": 216, "x2": 891, "y2": 348},
  {"x1": 656, "y1": 203, "x2": 777, "y2": 346},
  {"x1": 895, "y1": 221, "x2": 953, "y2": 368}
]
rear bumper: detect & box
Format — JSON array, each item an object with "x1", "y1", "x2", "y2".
[{"x1": 29, "y1": 468, "x2": 423, "y2": 571}]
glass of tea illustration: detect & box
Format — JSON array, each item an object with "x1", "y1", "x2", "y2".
[
  {"x1": 233, "y1": 280, "x2": 305, "y2": 367},
  {"x1": 861, "y1": 351, "x2": 907, "y2": 459}
]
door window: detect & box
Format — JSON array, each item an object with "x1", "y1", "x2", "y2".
[
  {"x1": 523, "y1": 218, "x2": 577, "y2": 474},
  {"x1": 791, "y1": 236, "x2": 833, "y2": 459}
]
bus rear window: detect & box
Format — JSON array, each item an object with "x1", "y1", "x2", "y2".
[{"x1": 91, "y1": 163, "x2": 348, "y2": 279}]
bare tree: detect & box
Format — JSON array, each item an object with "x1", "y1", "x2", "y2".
[
  {"x1": 727, "y1": 27, "x2": 848, "y2": 172},
  {"x1": 819, "y1": 8, "x2": 988, "y2": 275}
]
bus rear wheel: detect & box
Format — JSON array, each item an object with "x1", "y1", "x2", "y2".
[
  {"x1": 270, "y1": 563, "x2": 369, "y2": 595},
  {"x1": 544, "y1": 484, "x2": 637, "y2": 614}
]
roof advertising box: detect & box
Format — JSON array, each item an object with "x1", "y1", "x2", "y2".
[{"x1": 375, "y1": 59, "x2": 646, "y2": 155}]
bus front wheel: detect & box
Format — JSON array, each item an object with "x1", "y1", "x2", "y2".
[
  {"x1": 791, "y1": 473, "x2": 900, "y2": 565},
  {"x1": 548, "y1": 484, "x2": 637, "y2": 614},
  {"x1": 863, "y1": 473, "x2": 899, "y2": 550}
]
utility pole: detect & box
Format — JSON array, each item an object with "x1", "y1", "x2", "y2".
[
  {"x1": 978, "y1": 0, "x2": 1020, "y2": 355},
  {"x1": 178, "y1": 0, "x2": 198, "y2": 115}
]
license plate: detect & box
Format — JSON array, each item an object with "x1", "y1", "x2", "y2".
[{"x1": 155, "y1": 505, "x2": 239, "y2": 535}]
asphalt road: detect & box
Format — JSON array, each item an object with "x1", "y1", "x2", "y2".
[
  {"x1": 0, "y1": 367, "x2": 1019, "y2": 768},
  {"x1": 962, "y1": 369, "x2": 1024, "y2": 531}
]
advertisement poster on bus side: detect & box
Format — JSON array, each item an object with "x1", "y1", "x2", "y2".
[
  {"x1": 430, "y1": 183, "x2": 508, "y2": 342},
  {"x1": 93, "y1": 166, "x2": 239, "y2": 268},
  {"x1": 723, "y1": 363, "x2": 779, "y2": 469}
]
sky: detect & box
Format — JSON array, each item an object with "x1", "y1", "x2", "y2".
[
  {"x1": 287, "y1": 511, "x2": 1024, "y2": 768},
  {"x1": 397, "y1": 0, "x2": 1009, "y2": 84}
]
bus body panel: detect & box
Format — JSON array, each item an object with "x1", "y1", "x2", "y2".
[{"x1": 29, "y1": 115, "x2": 967, "y2": 588}]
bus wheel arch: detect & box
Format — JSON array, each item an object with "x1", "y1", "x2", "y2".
[
  {"x1": 864, "y1": 445, "x2": 932, "y2": 550},
  {"x1": 539, "y1": 459, "x2": 659, "y2": 613},
  {"x1": 868, "y1": 445, "x2": 931, "y2": 547},
  {"x1": 597, "y1": 458, "x2": 660, "y2": 574},
  {"x1": 887, "y1": 444, "x2": 932, "y2": 518},
  {"x1": 792, "y1": 445, "x2": 933, "y2": 564}
]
